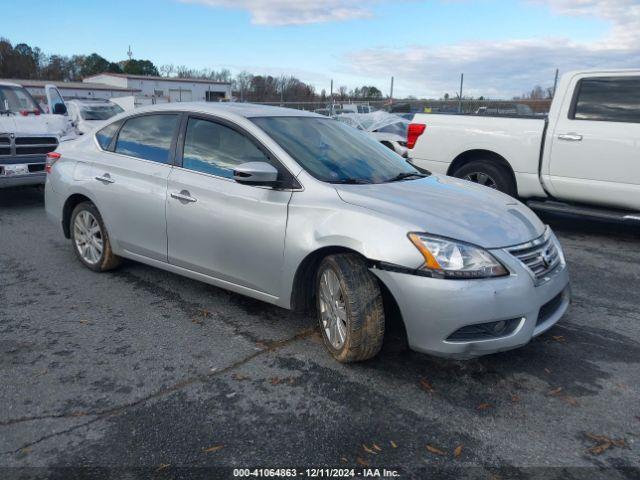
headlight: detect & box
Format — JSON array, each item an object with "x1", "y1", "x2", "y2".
[
  {"x1": 408, "y1": 233, "x2": 508, "y2": 279},
  {"x1": 549, "y1": 229, "x2": 566, "y2": 267}
]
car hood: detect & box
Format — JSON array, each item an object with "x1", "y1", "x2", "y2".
[
  {"x1": 0, "y1": 114, "x2": 74, "y2": 138},
  {"x1": 334, "y1": 174, "x2": 545, "y2": 249}
]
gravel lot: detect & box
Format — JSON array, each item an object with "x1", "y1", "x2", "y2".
[{"x1": 1, "y1": 187, "x2": 639, "y2": 479}]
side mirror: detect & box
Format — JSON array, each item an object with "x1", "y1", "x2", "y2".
[
  {"x1": 53, "y1": 103, "x2": 67, "y2": 115},
  {"x1": 233, "y1": 162, "x2": 279, "y2": 186}
]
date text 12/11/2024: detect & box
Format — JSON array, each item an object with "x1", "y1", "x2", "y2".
[{"x1": 232, "y1": 468, "x2": 401, "y2": 478}]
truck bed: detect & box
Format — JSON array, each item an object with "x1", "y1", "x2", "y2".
[{"x1": 408, "y1": 113, "x2": 548, "y2": 198}]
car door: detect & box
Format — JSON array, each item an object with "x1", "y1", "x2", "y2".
[
  {"x1": 91, "y1": 113, "x2": 180, "y2": 261},
  {"x1": 45, "y1": 85, "x2": 67, "y2": 115},
  {"x1": 547, "y1": 74, "x2": 640, "y2": 210},
  {"x1": 166, "y1": 115, "x2": 293, "y2": 297}
]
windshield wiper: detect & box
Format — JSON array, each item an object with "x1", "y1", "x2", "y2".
[
  {"x1": 329, "y1": 178, "x2": 372, "y2": 184},
  {"x1": 385, "y1": 172, "x2": 428, "y2": 182}
]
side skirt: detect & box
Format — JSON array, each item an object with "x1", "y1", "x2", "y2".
[{"x1": 120, "y1": 250, "x2": 282, "y2": 307}]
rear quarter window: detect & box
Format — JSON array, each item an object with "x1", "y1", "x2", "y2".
[{"x1": 95, "y1": 121, "x2": 122, "y2": 150}]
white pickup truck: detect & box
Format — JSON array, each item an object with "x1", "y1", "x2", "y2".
[
  {"x1": 408, "y1": 69, "x2": 640, "y2": 222},
  {"x1": 0, "y1": 81, "x2": 76, "y2": 188}
]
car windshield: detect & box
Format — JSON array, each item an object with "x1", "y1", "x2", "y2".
[
  {"x1": 0, "y1": 85, "x2": 41, "y2": 113},
  {"x1": 251, "y1": 116, "x2": 420, "y2": 184},
  {"x1": 80, "y1": 104, "x2": 124, "y2": 120}
]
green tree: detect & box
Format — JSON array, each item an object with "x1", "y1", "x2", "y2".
[
  {"x1": 107, "y1": 62, "x2": 122, "y2": 73},
  {"x1": 122, "y1": 59, "x2": 159, "y2": 76},
  {"x1": 81, "y1": 53, "x2": 110, "y2": 77},
  {"x1": 13, "y1": 43, "x2": 38, "y2": 78}
]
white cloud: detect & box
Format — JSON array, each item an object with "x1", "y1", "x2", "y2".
[
  {"x1": 533, "y1": 0, "x2": 640, "y2": 45},
  {"x1": 345, "y1": 0, "x2": 640, "y2": 98},
  {"x1": 180, "y1": 0, "x2": 380, "y2": 25}
]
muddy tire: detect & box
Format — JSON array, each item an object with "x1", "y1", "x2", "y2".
[
  {"x1": 70, "y1": 202, "x2": 121, "y2": 272},
  {"x1": 315, "y1": 253, "x2": 385, "y2": 363},
  {"x1": 452, "y1": 159, "x2": 516, "y2": 197}
]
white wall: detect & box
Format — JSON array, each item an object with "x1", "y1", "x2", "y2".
[
  {"x1": 123, "y1": 78, "x2": 231, "y2": 102},
  {"x1": 84, "y1": 74, "x2": 129, "y2": 89}
]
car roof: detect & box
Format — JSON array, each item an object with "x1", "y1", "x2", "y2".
[
  {"x1": 130, "y1": 102, "x2": 324, "y2": 119},
  {"x1": 0, "y1": 81, "x2": 23, "y2": 88}
]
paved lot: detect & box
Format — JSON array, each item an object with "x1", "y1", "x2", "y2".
[{"x1": 1, "y1": 187, "x2": 639, "y2": 478}]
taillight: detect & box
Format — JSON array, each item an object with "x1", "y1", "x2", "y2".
[
  {"x1": 45, "y1": 152, "x2": 61, "y2": 173},
  {"x1": 407, "y1": 123, "x2": 426, "y2": 149}
]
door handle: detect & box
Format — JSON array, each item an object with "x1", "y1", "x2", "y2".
[
  {"x1": 170, "y1": 191, "x2": 197, "y2": 203},
  {"x1": 95, "y1": 174, "x2": 115, "y2": 184},
  {"x1": 557, "y1": 133, "x2": 583, "y2": 142}
]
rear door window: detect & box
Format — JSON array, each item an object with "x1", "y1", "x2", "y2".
[
  {"x1": 115, "y1": 114, "x2": 179, "y2": 163},
  {"x1": 572, "y1": 76, "x2": 640, "y2": 123}
]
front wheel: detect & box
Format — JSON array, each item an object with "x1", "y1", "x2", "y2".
[
  {"x1": 316, "y1": 254, "x2": 385, "y2": 363},
  {"x1": 70, "y1": 202, "x2": 121, "y2": 272}
]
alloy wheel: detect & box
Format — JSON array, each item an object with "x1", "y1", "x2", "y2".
[
  {"x1": 318, "y1": 269, "x2": 348, "y2": 349},
  {"x1": 73, "y1": 210, "x2": 103, "y2": 265},
  {"x1": 463, "y1": 172, "x2": 498, "y2": 189}
]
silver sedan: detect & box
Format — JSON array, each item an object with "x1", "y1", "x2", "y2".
[{"x1": 45, "y1": 103, "x2": 570, "y2": 362}]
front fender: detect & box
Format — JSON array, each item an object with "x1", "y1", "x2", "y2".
[{"x1": 279, "y1": 188, "x2": 424, "y2": 309}]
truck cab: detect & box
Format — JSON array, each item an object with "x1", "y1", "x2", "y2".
[
  {"x1": 0, "y1": 82, "x2": 75, "y2": 188},
  {"x1": 540, "y1": 70, "x2": 640, "y2": 212}
]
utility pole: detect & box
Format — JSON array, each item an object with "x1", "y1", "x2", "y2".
[
  {"x1": 330, "y1": 79, "x2": 334, "y2": 115},
  {"x1": 280, "y1": 77, "x2": 284, "y2": 106},
  {"x1": 552, "y1": 68, "x2": 559, "y2": 97},
  {"x1": 458, "y1": 73, "x2": 464, "y2": 113},
  {"x1": 127, "y1": 45, "x2": 133, "y2": 61},
  {"x1": 389, "y1": 76, "x2": 394, "y2": 105}
]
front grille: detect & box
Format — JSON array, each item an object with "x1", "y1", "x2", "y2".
[
  {"x1": 14, "y1": 136, "x2": 57, "y2": 145},
  {"x1": 537, "y1": 289, "x2": 566, "y2": 326},
  {"x1": 0, "y1": 135, "x2": 58, "y2": 157},
  {"x1": 0, "y1": 136, "x2": 9, "y2": 156},
  {"x1": 507, "y1": 228, "x2": 561, "y2": 282},
  {"x1": 16, "y1": 146, "x2": 56, "y2": 155},
  {"x1": 28, "y1": 164, "x2": 45, "y2": 173}
]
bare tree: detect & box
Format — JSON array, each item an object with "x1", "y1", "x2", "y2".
[{"x1": 160, "y1": 64, "x2": 175, "y2": 77}]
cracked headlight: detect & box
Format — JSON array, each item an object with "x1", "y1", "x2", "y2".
[{"x1": 408, "y1": 233, "x2": 508, "y2": 279}]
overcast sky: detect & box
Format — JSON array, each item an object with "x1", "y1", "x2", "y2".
[{"x1": 5, "y1": 0, "x2": 640, "y2": 98}]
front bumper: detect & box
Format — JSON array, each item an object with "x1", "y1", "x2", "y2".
[
  {"x1": 371, "y1": 249, "x2": 570, "y2": 359},
  {"x1": 1, "y1": 156, "x2": 47, "y2": 188},
  {"x1": 0, "y1": 171, "x2": 46, "y2": 188}
]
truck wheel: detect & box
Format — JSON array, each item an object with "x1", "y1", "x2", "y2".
[
  {"x1": 70, "y1": 202, "x2": 121, "y2": 272},
  {"x1": 453, "y1": 160, "x2": 516, "y2": 196},
  {"x1": 315, "y1": 253, "x2": 385, "y2": 363}
]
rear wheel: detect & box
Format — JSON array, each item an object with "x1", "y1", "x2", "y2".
[
  {"x1": 452, "y1": 159, "x2": 516, "y2": 196},
  {"x1": 70, "y1": 202, "x2": 121, "y2": 272},
  {"x1": 315, "y1": 254, "x2": 385, "y2": 363}
]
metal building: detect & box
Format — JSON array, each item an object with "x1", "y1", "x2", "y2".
[{"x1": 83, "y1": 73, "x2": 232, "y2": 104}]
